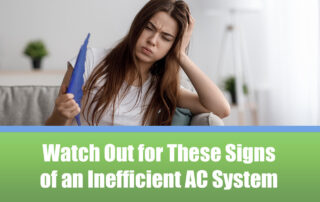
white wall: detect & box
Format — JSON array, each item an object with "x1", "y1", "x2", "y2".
[{"x1": 0, "y1": 0, "x2": 148, "y2": 70}]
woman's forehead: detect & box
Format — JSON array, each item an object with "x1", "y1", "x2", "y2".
[{"x1": 149, "y1": 11, "x2": 178, "y2": 37}]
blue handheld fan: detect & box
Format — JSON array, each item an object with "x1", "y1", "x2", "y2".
[{"x1": 67, "y1": 33, "x2": 90, "y2": 126}]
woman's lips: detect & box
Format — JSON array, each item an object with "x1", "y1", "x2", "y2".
[{"x1": 142, "y1": 47, "x2": 153, "y2": 55}]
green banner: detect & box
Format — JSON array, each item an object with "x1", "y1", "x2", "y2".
[{"x1": 0, "y1": 132, "x2": 319, "y2": 202}]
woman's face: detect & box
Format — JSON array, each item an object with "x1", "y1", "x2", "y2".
[{"x1": 135, "y1": 11, "x2": 178, "y2": 67}]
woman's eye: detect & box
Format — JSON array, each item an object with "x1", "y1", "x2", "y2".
[
  {"x1": 145, "y1": 26, "x2": 152, "y2": 30},
  {"x1": 162, "y1": 37, "x2": 171, "y2": 42}
]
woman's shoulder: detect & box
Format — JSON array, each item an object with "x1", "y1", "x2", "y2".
[
  {"x1": 88, "y1": 47, "x2": 110, "y2": 58},
  {"x1": 87, "y1": 47, "x2": 110, "y2": 67},
  {"x1": 67, "y1": 47, "x2": 110, "y2": 70},
  {"x1": 81, "y1": 47, "x2": 110, "y2": 82}
]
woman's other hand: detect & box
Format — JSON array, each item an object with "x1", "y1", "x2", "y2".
[
  {"x1": 180, "y1": 11, "x2": 195, "y2": 57},
  {"x1": 45, "y1": 64, "x2": 80, "y2": 126},
  {"x1": 52, "y1": 84, "x2": 81, "y2": 121}
]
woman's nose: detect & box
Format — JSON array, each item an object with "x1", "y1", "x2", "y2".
[{"x1": 148, "y1": 33, "x2": 159, "y2": 46}]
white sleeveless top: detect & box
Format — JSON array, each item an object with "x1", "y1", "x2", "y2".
[{"x1": 68, "y1": 47, "x2": 154, "y2": 126}]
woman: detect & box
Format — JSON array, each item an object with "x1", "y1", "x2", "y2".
[{"x1": 46, "y1": 0, "x2": 230, "y2": 126}]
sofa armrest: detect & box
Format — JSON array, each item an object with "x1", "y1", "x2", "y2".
[
  {"x1": 190, "y1": 113, "x2": 224, "y2": 126},
  {"x1": 0, "y1": 86, "x2": 59, "y2": 125}
]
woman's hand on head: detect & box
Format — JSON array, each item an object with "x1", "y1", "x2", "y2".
[
  {"x1": 180, "y1": 12, "x2": 195, "y2": 57},
  {"x1": 53, "y1": 84, "x2": 81, "y2": 122}
]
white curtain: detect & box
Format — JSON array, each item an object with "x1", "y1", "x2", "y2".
[
  {"x1": 190, "y1": 0, "x2": 320, "y2": 125},
  {"x1": 259, "y1": 0, "x2": 319, "y2": 125}
]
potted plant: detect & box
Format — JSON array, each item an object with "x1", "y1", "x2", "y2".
[
  {"x1": 23, "y1": 40, "x2": 48, "y2": 70},
  {"x1": 223, "y1": 76, "x2": 248, "y2": 105}
]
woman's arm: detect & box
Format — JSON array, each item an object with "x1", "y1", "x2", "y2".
[
  {"x1": 177, "y1": 13, "x2": 230, "y2": 119},
  {"x1": 177, "y1": 54, "x2": 230, "y2": 118}
]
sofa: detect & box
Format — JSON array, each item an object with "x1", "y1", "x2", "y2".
[{"x1": 0, "y1": 86, "x2": 224, "y2": 126}]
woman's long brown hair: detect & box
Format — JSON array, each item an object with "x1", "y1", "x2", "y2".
[{"x1": 82, "y1": 0, "x2": 190, "y2": 125}]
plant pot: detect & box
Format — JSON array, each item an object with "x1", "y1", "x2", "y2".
[
  {"x1": 32, "y1": 58, "x2": 42, "y2": 70},
  {"x1": 230, "y1": 92, "x2": 237, "y2": 105}
]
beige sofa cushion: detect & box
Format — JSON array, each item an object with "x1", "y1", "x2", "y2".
[{"x1": 0, "y1": 86, "x2": 223, "y2": 126}]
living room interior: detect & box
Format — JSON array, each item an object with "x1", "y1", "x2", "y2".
[{"x1": 0, "y1": 0, "x2": 319, "y2": 125}]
